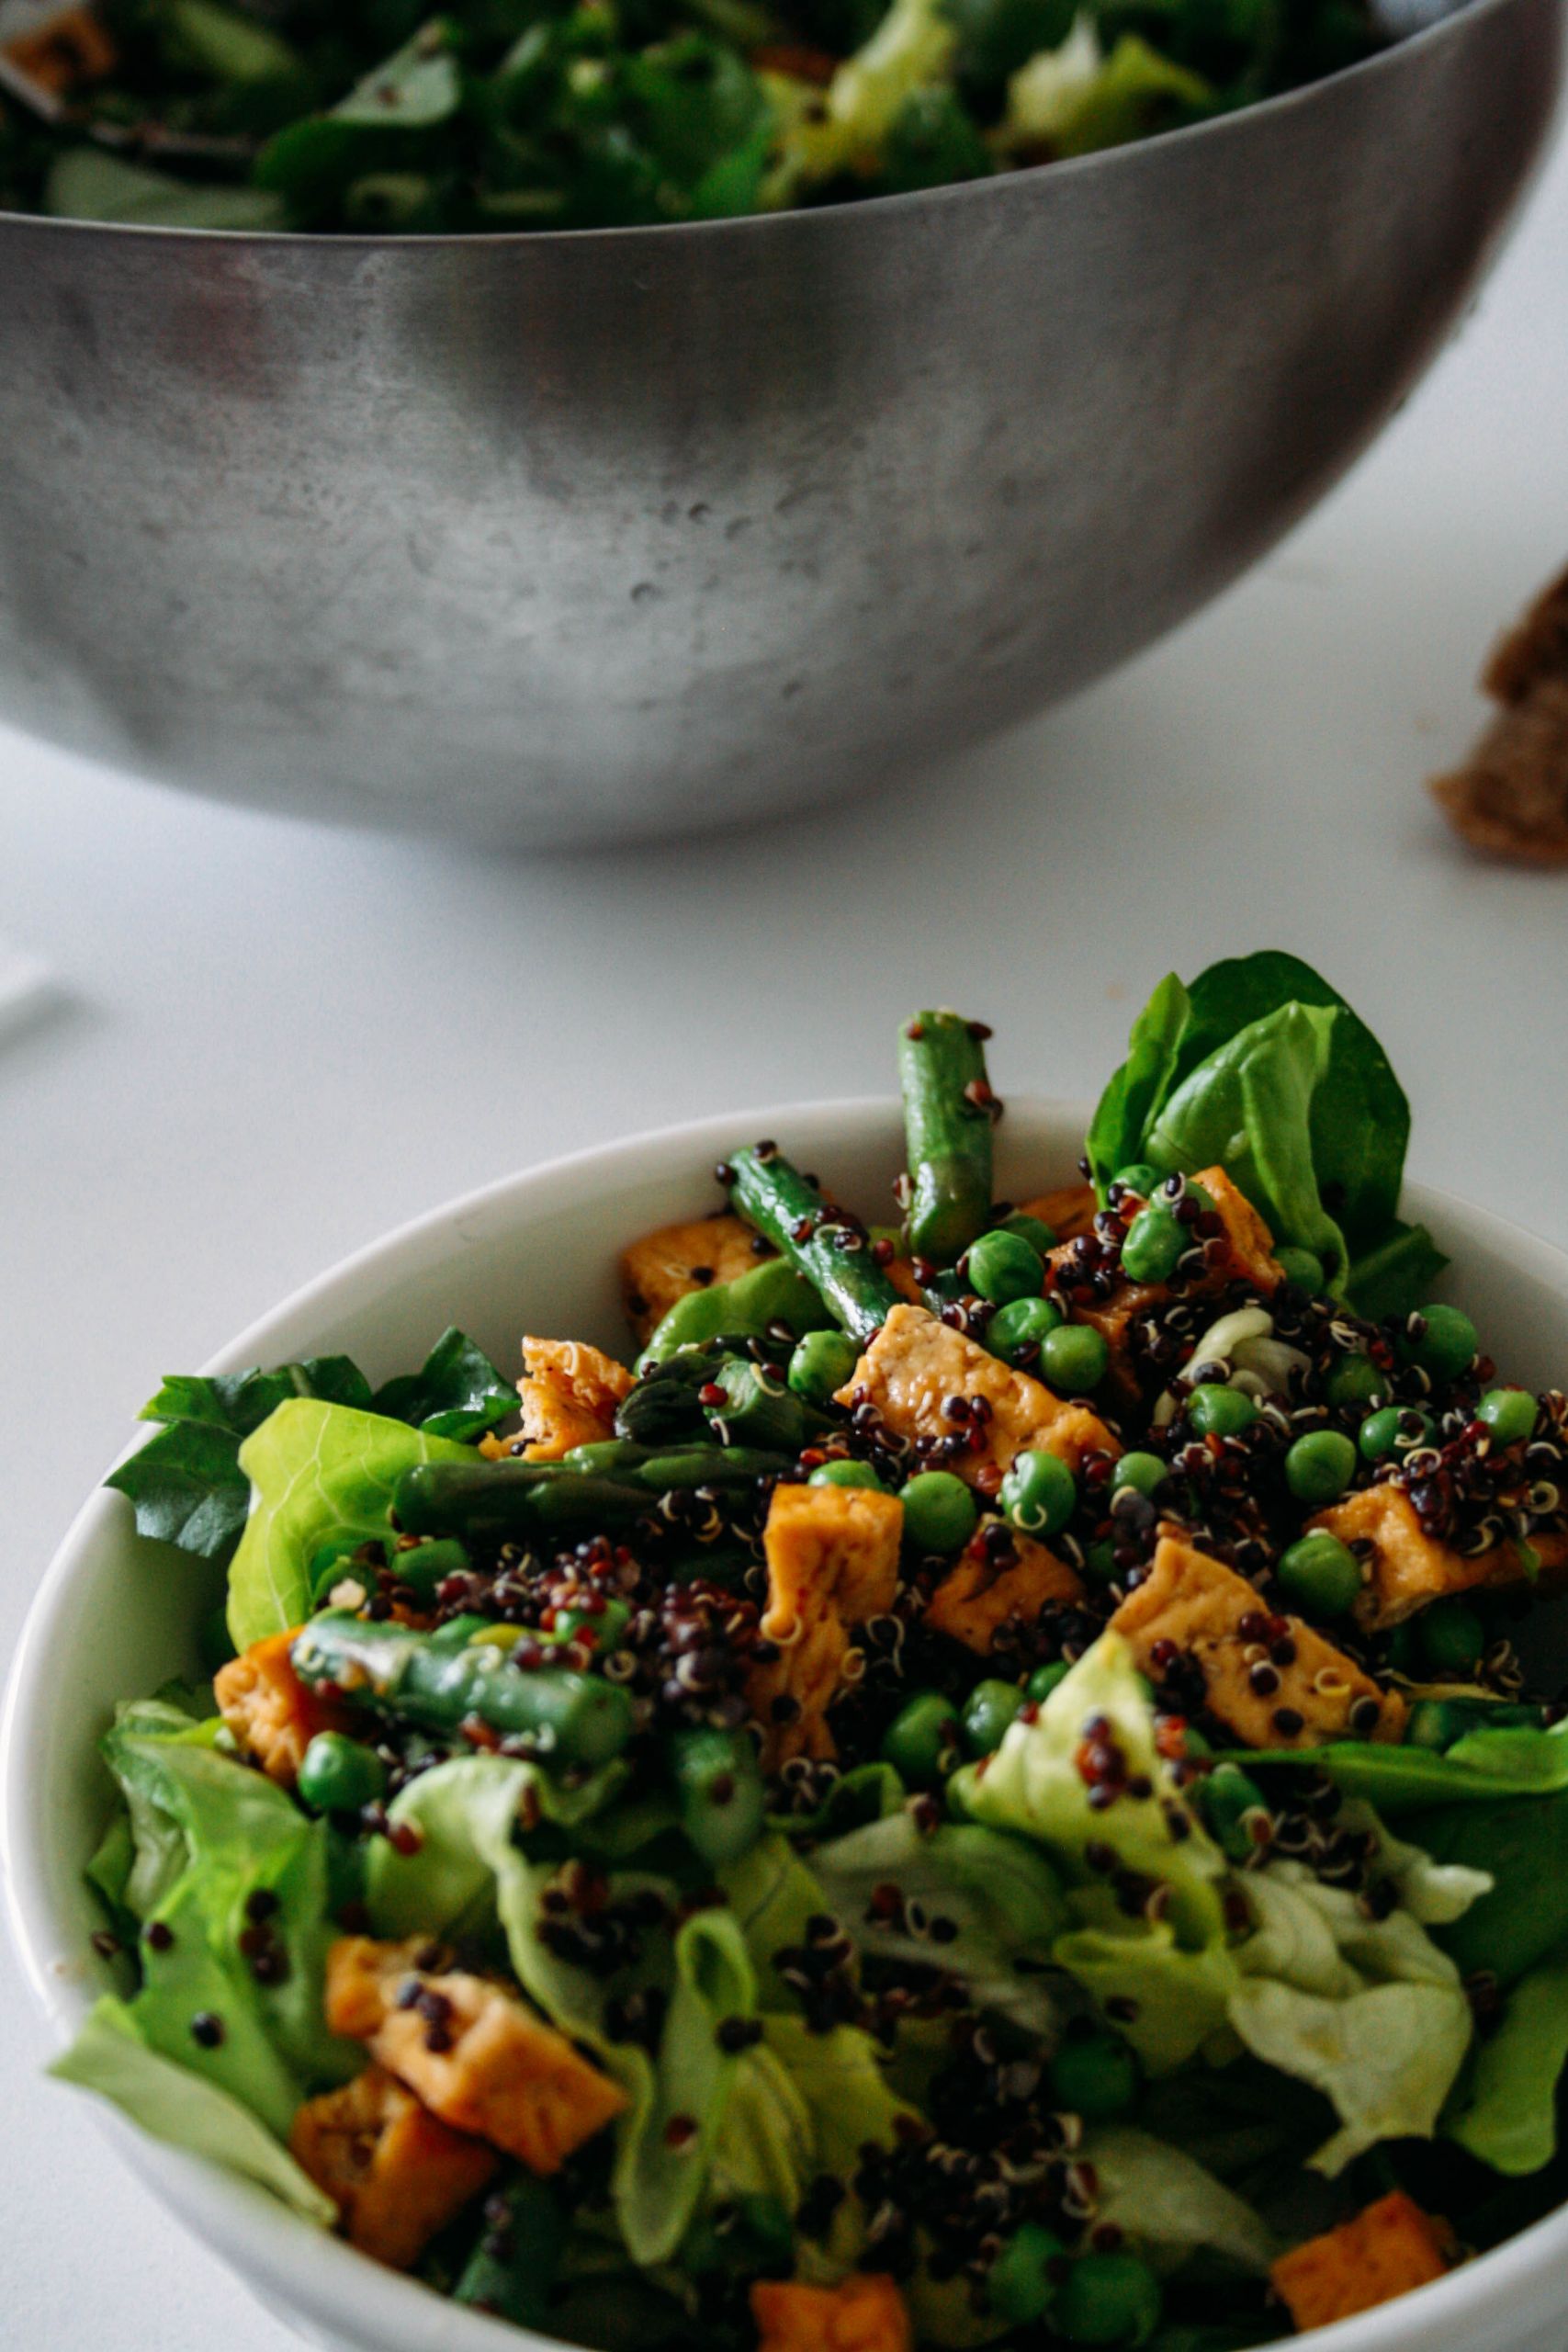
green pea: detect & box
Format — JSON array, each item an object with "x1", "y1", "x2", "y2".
[
  {"x1": 1478, "y1": 1387, "x2": 1538, "y2": 1446},
  {"x1": 808, "y1": 1460, "x2": 885, "y2": 1490},
  {"x1": 1187, "y1": 1384, "x2": 1259, "y2": 1438},
  {"x1": 1111, "y1": 1451, "x2": 1168, "y2": 1499},
  {"x1": 1383, "y1": 1621, "x2": 1422, "y2": 1677},
  {"x1": 1027, "y1": 1661, "x2": 1070, "y2": 1703},
  {"x1": 1326, "y1": 1351, "x2": 1387, "y2": 1411},
  {"x1": 1417, "y1": 1596, "x2": 1486, "y2": 1676},
  {"x1": 987, "y1": 2222, "x2": 1066, "y2": 2324},
  {"x1": 1120, "y1": 1206, "x2": 1186, "y2": 1285},
  {"x1": 963, "y1": 1678, "x2": 1026, "y2": 1755},
  {"x1": 966, "y1": 1227, "x2": 1046, "y2": 1306},
  {"x1": 1111, "y1": 1163, "x2": 1162, "y2": 1201},
  {"x1": 1055, "y1": 2249, "x2": 1163, "y2": 2346},
  {"x1": 553, "y1": 1597, "x2": 633, "y2": 1651},
  {"x1": 1275, "y1": 1245, "x2": 1326, "y2": 1293},
  {"x1": 999, "y1": 1213, "x2": 1057, "y2": 1254},
  {"x1": 899, "y1": 1470, "x2": 979, "y2": 1555},
  {"x1": 1399, "y1": 1303, "x2": 1479, "y2": 1384},
  {"x1": 987, "y1": 1295, "x2": 1064, "y2": 1360},
  {"x1": 1276, "y1": 1532, "x2": 1362, "y2": 1619},
  {"x1": 1048, "y1": 2028, "x2": 1141, "y2": 2121},
  {"x1": 1083, "y1": 1539, "x2": 1119, "y2": 1585},
  {"x1": 1283, "y1": 1429, "x2": 1357, "y2": 1506},
  {"x1": 1359, "y1": 1405, "x2": 1436, "y2": 1464},
  {"x1": 1041, "y1": 1322, "x2": 1109, "y2": 1396},
  {"x1": 1199, "y1": 1763, "x2": 1269, "y2": 1863},
  {"x1": 883, "y1": 1690, "x2": 963, "y2": 1786},
  {"x1": 392, "y1": 1535, "x2": 473, "y2": 1600},
  {"x1": 298, "y1": 1731, "x2": 386, "y2": 1814},
  {"x1": 999, "y1": 1447, "x2": 1077, "y2": 1538},
  {"x1": 788, "y1": 1327, "x2": 861, "y2": 1408}
]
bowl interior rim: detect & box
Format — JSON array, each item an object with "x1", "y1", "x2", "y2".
[
  {"x1": 6, "y1": 1087, "x2": 1568, "y2": 2352},
  {"x1": 0, "y1": 0, "x2": 1528, "y2": 252}
]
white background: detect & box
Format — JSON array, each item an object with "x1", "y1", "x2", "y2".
[{"x1": 4, "y1": 107, "x2": 1568, "y2": 2352}]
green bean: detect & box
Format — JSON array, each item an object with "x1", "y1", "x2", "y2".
[
  {"x1": 393, "y1": 1444, "x2": 789, "y2": 1544},
  {"x1": 897, "y1": 1009, "x2": 997, "y2": 1263},
  {"x1": 699, "y1": 1356, "x2": 832, "y2": 1451},
  {"x1": 290, "y1": 1611, "x2": 637, "y2": 1765},
  {"x1": 725, "y1": 1147, "x2": 901, "y2": 1342},
  {"x1": 455, "y1": 2176, "x2": 561, "y2": 2327},
  {"x1": 637, "y1": 1258, "x2": 833, "y2": 1370},
  {"x1": 669, "y1": 1725, "x2": 767, "y2": 1864}
]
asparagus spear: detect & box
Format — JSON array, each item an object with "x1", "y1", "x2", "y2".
[
  {"x1": 724, "y1": 1146, "x2": 901, "y2": 1342},
  {"x1": 897, "y1": 1009, "x2": 998, "y2": 1263},
  {"x1": 290, "y1": 1611, "x2": 637, "y2": 1765},
  {"x1": 393, "y1": 1443, "x2": 790, "y2": 1545}
]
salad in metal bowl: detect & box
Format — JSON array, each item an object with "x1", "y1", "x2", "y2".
[
  {"x1": 0, "y1": 0, "x2": 1389, "y2": 230},
  {"x1": 55, "y1": 954, "x2": 1568, "y2": 2351}
]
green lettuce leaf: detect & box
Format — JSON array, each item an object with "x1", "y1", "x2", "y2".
[
  {"x1": 1408, "y1": 1793, "x2": 1568, "y2": 1988},
  {"x1": 1053, "y1": 1923, "x2": 1239, "y2": 2075},
  {"x1": 952, "y1": 1632, "x2": 1228, "y2": 1948},
  {"x1": 371, "y1": 1326, "x2": 518, "y2": 1441},
  {"x1": 1144, "y1": 1002, "x2": 1348, "y2": 1287},
  {"x1": 721, "y1": 1834, "x2": 833, "y2": 2011},
  {"x1": 107, "y1": 1421, "x2": 254, "y2": 1564},
  {"x1": 1243, "y1": 1720, "x2": 1568, "y2": 1815},
  {"x1": 366, "y1": 1755, "x2": 755, "y2": 2267},
  {"x1": 1228, "y1": 1862, "x2": 1476, "y2": 2174},
  {"x1": 226, "y1": 1399, "x2": 473, "y2": 1647},
  {"x1": 1444, "y1": 1945, "x2": 1568, "y2": 2176},
  {"x1": 1085, "y1": 970, "x2": 1190, "y2": 1196},
  {"x1": 1085, "y1": 2124, "x2": 1276, "y2": 2275},
  {"x1": 810, "y1": 1812, "x2": 1066, "y2": 2030},
  {"x1": 50, "y1": 1998, "x2": 336, "y2": 2223},
  {"x1": 141, "y1": 1360, "x2": 372, "y2": 1434}
]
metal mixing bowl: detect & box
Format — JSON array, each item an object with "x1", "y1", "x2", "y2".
[{"x1": 0, "y1": 0, "x2": 1560, "y2": 847}]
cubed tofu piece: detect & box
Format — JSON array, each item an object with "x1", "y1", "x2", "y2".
[
  {"x1": 926, "y1": 1526, "x2": 1085, "y2": 1653},
  {"x1": 499, "y1": 1337, "x2": 634, "y2": 1462},
  {"x1": 325, "y1": 1937, "x2": 628, "y2": 2171},
  {"x1": 620, "y1": 1214, "x2": 770, "y2": 1344},
  {"x1": 289, "y1": 2064, "x2": 497, "y2": 2270},
  {"x1": 1199, "y1": 1167, "x2": 1284, "y2": 1294},
  {"x1": 747, "y1": 1484, "x2": 904, "y2": 1770},
  {"x1": 1270, "y1": 2192, "x2": 1455, "y2": 2332},
  {"x1": 1313, "y1": 1484, "x2": 1568, "y2": 1631},
  {"x1": 1069, "y1": 1280, "x2": 1168, "y2": 1404},
  {"x1": 751, "y1": 2274, "x2": 912, "y2": 2352},
  {"x1": 214, "y1": 1629, "x2": 353, "y2": 1787},
  {"x1": 1110, "y1": 1534, "x2": 1404, "y2": 1747},
  {"x1": 1018, "y1": 1183, "x2": 1097, "y2": 1242},
  {"x1": 836, "y1": 1304, "x2": 1118, "y2": 1489}
]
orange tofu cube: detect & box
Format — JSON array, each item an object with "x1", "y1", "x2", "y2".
[
  {"x1": 214, "y1": 1629, "x2": 354, "y2": 1787},
  {"x1": 494, "y1": 1336, "x2": 634, "y2": 1462},
  {"x1": 289, "y1": 2063, "x2": 497, "y2": 2269},
  {"x1": 620, "y1": 1214, "x2": 771, "y2": 1345},
  {"x1": 1198, "y1": 1167, "x2": 1284, "y2": 1294},
  {"x1": 325, "y1": 1938, "x2": 627, "y2": 2172},
  {"x1": 1110, "y1": 1533, "x2": 1404, "y2": 1747},
  {"x1": 747, "y1": 1483, "x2": 903, "y2": 1769},
  {"x1": 1270, "y1": 2192, "x2": 1456, "y2": 2332},
  {"x1": 1017, "y1": 1182, "x2": 1098, "y2": 1242},
  {"x1": 836, "y1": 1304, "x2": 1118, "y2": 1489},
  {"x1": 752, "y1": 2274, "x2": 912, "y2": 2352},
  {"x1": 1313, "y1": 1483, "x2": 1568, "y2": 1631},
  {"x1": 926, "y1": 1526, "x2": 1085, "y2": 1654},
  {"x1": 3, "y1": 6, "x2": 118, "y2": 94}
]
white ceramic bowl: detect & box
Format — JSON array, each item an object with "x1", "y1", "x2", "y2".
[{"x1": 6, "y1": 1096, "x2": 1568, "y2": 2352}]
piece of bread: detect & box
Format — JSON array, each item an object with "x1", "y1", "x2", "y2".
[{"x1": 1431, "y1": 565, "x2": 1568, "y2": 865}]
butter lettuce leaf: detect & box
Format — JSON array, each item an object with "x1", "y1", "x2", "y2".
[
  {"x1": 226, "y1": 1399, "x2": 473, "y2": 1647},
  {"x1": 810, "y1": 1813, "x2": 1066, "y2": 2031},
  {"x1": 1444, "y1": 1945, "x2": 1568, "y2": 2176},
  {"x1": 51, "y1": 1998, "x2": 336, "y2": 2224},
  {"x1": 1085, "y1": 2124, "x2": 1276, "y2": 2275}
]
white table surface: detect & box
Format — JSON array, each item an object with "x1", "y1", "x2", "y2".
[{"x1": 5, "y1": 114, "x2": 1568, "y2": 2352}]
